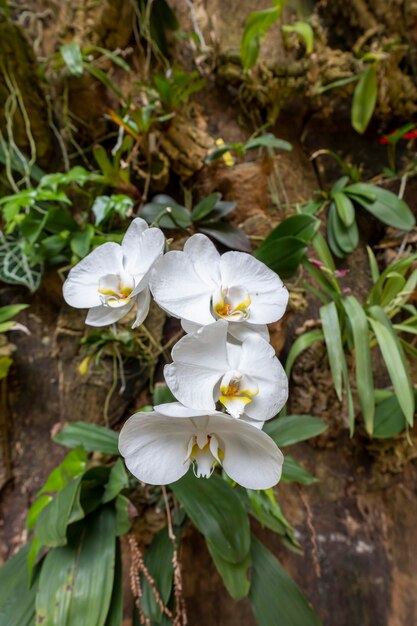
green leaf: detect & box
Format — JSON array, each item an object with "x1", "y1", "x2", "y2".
[
  {"x1": 373, "y1": 392, "x2": 409, "y2": 438},
  {"x1": 35, "y1": 476, "x2": 84, "y2": 547},
  {"x1": 38, "y1": 447, "x2": 87, "y2": 495},
  {"x1": 70, "y1": 225, "x2": 94, "y2": 258},
  {"x1": 368, "y1": 308, "x2": 414, "y2": 425},
  {"x1": 35, "y1": 506, "x2": 116, "y2": 626},
  {"x1": 255, "y1": 235, "x2": 308, "y2": 278},
  {"x1": 345, "y1": 184, "x2": 415, "y2": 231},
  {"x1": 285, "y1": 329, "x2": 324, "y2": 377},
  {"x1": 53, "y1": 421, "x2": 120, "y2": 455},
  {"x1": 244, "y1": 489, "x2": 298, "y2": 547},
  {"x1": 191, "y1": 193, "x2": 222, "y2": 222},
  {"x1": 312, "y1": 231, "x2": 336, "y2": 272},
  {"x1": 199, "y1": 223, "x2": 251, "y2": 252},
  {"x1": 86, "y1": 63, "x2": 124, "y2": 100},
  {"x1": 0, "y1": 234, "x2": 43, "y2": 292},
  {"x1": 250, "y1": 536, "x2": 323, "y2": 626},
  {"x1": 343, "y1": 296, "x2": 375, "y2": 434},
  {"x1": 240, "y1": 6, "x2": 283, "y2": 70},
  {"x1": 351, "y1": 64, "x2": 377, "y2": 134},
  {"x1": 206, "y1": 542, "x2": 251, "y2": 600},
  {"x1": 0, "y1": 304, "x2": 28, "y2": 324},
  {"x1": 332, "y1": 191, "x2": 355, "y2": 227},
  {"x1": 141, "y1": 527, "x2": 174, "y2": 622},
  {"x1": 153, "y1": 383, "x2": 176, "y2": 405},
  {"x1": 104, "y1": 540, "x2": 123, "y2": 626},
  {"x1": 282, "y1": 21, "x2": 314, "y2": 54},
  {"x1": 0, "y1": 355, "x2": 13, "y2": 380},
  {"x1": 171, "y1": 471, "x2": 250, "y2": 563},
  {"x1": 320, "y1": 302, "x2": 345, "y2": 400},
  {"x1": 257, "y1": 214, "x2": 320, "y2": 249},
  {"x1": 244, "y1": 133, "x2": 292, "y2": 152},
  {"x1": 26, "y1": 494, "x2": 53, "y2": 530},
  {"x1": 141, "y1": 196, "x2": 192, "y2": 229},
  {"x1": 115, "y1": 494, "x2": 131, "y2": 536},
  {"x1": 102, "y1": 458, "x2": 129, "y2": 503},
  {"x1": 366, "y1": 245, "x2": 380, "y2": 283},
  {"x1": 282, "y1": 456, "x2": 316, "y2": 485},
  {"x1": 327, "y1": 202, "x2": 359, "y2": 257},
  {"x1": 0, "y1": 545, "x2": 40, "y2": 626},
  {"x1": 264, "y1": 415, "x2": 328, "y2": 446},
  {"x1": 60, "y1": 41, "x2": 84, "y2": 77}
]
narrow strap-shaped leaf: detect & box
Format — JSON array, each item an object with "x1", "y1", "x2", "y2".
[
  {"x1": 351, "y1": 64, "x2": 377, "y2": 134},
  {"x1": 368, "y1": 307, "x2": 415, "y2": 424},
  {"x1": 320, "y1": 302, "x2": 345, "y2": 400},
  {"x1": 343, "y1": 296, "x2": 375, "y2": 434},
  {"x1": 332, "y1": 191, "x2": 355, "y2": 227}
]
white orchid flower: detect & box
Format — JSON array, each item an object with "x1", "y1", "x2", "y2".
[
  {"x1": 119, "y1": 402, "x2": 284, "y2": 489},
  {"x1": 164, "y1": 320, "x2": 288, "y2": 421},
  {"x1": 150, "y1": 233, "x2": 288, "y2": 340},
  {"x1": 63, "y1": 218, "x2": 164, "y2": 328}
]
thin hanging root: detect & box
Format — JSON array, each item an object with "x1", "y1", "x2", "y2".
[
  {"x1": 162, "y1": 486, "x2": 188, "y2": 626},
  {"x1": 128, "y1": 534, "x2": 176, "y2": 626},
  {"x1": 298, "y1": 486, "x2": 321, "y2": 579}
]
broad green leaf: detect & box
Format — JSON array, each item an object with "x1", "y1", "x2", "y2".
[
  {"x1": 240, "y1": 6, "x2": 283, "y2": 70},
  {"x1": 327, "y1": 202, "x2": 358, "y2": 257},
  {"x1": 26, "y1": 494, "x2": 53, "y2": 530},
  {"x1": 199, "y1": 223, "x2": 251, "y2": 252},
  {"x1": 171, "y1": 471, "x2": 250, "y2": 563},
  {"x1": 39, "y1": 447, "x2": 87, "y2": 495},
  {"x1": 282, "y1": 21, "x2": 314, "y2": 54},
  {"x1": 35, "y1": 506, "x2": 116, "y2": 626},
  {"x1": 282, "y1": 456, "x2": 316, "y2": 485},
  {"x1": 285, "y1": 329, "x2": 324, "y2": 376},
  {"x1": 255, "y1": 236, "x2": 308, "y2": 278},
  {"x1": 102, "y1": 459, "x2": 129, "y2": 503},
  {"x1": 244, "y1": 133, "x2": 292, "y2": 152},
  {"x1": 70, "y1": 225, "x2": 94, "y2": 259},
  {"x1": 60, "y1": 41, "x2": 84, "y2": 77},
  {"x1": 250, "y1": 536, "x2": 323, "y2": 626},
  {"x1": 104, "y1": 540, "x2": 123, "y2": 626},
  {"x1": 206, "y1": 542, "x2": 251, "y2": 600},
  {"x1": 332, "y1": 191, "x2": 355, "y2": 227},
  {"x1": 373, "y1": 393, "x2": 409, "y2": 438},
  {"x1": 343, "y1": 296, "x2": 374, "y2": 434},
  {"x1": 345, "y1": 184, "x2": 415, "y2": 231},
  {"x1": 0, "y1": 304, "x2": 28, "y2": 324},
  {"x1": 244, "y1": 489, "x2": 300, "y2": 550},
  {"x1": 40, "y1": 166, "x2": 92, "y2": 191},
  {"x1": 257, "y1": 214, "x2": 319, "y2": 249},
  {"x1": 264, "y1": 415, "x2": 328, "y2": 446},
  {"x1": 0, "y1": 234, "x2": 43, "y2": 292},
  {"x1": 191, "y1": 193, "x2": 222, "y2": 222},
  {"x1": 141, "y1": 527, "x2": 174, "y2": 622},
  {"x1": 53, "y1": 421, "x2": 120, "y2": 455},
  {"x1": 351, "y1": 64, "x2": 377, "y2": 134},
  {"x1": 0, "y1": 545, "x2": 40, "y2": 626},
  {"x1": 35, "y1": 476, "x2": 84, "y2": 547},
  {"x1": 368, "y1": 309, "x2": 414, "y2": 424},
  {"x1": 141, "y1": 196, "x2": 192, "y2": 229}
]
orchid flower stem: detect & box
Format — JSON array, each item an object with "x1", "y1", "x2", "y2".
[{"x1": 103, "y1": 353, "x2": 118, "y2": 426}]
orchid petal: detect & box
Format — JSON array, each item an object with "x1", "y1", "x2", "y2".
[
  {"x1": 183, "y1": 234, "x2": 221, "y2": 288},
  {"x1": 85, "y1": 301, "x2": 134, "y2": 326},
  {"x1": 238, "y1": 334, "x2": 288, "y2": 421},
  {"x1": 220, "y1": 252, "x2": 288, "y2": 324},
  {"x1": 131, "y1": 287, "x2": 151, "y2": 329},
  {"x1": 119, "y1": 411, "x2": 194, "y2": 485},
  {"x1": 164, "y1": 363, "x2": 220, "y2": 411},
  {"x1": 227, "y1": 321, "x2": 269, "y2": 342},
  {"x1": 154, "y1": 402, "x2": 216, "y2": 419},
  {"x1": 129, "y1": 228, "x2": 165, "y2": 293},
  {"x1": 209, "y1": 415, "x2": 283, "y2": 489},
  {"x1": 63, "y1": 243, "x2": 124, "y2": 308},
  {"x1": 150, "y1": 251, "x2": 214, "y2": 324}
]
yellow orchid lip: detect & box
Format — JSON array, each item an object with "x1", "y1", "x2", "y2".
[
  {"x1": 98, "y1": 273, "x2": 134, "y2": 308},
  {"x1": 213, "y1": 286, "x2": 251, "y2": 321},
  {"x1": 218, "y1": 371, "x2": 259, "y2": 417}
]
